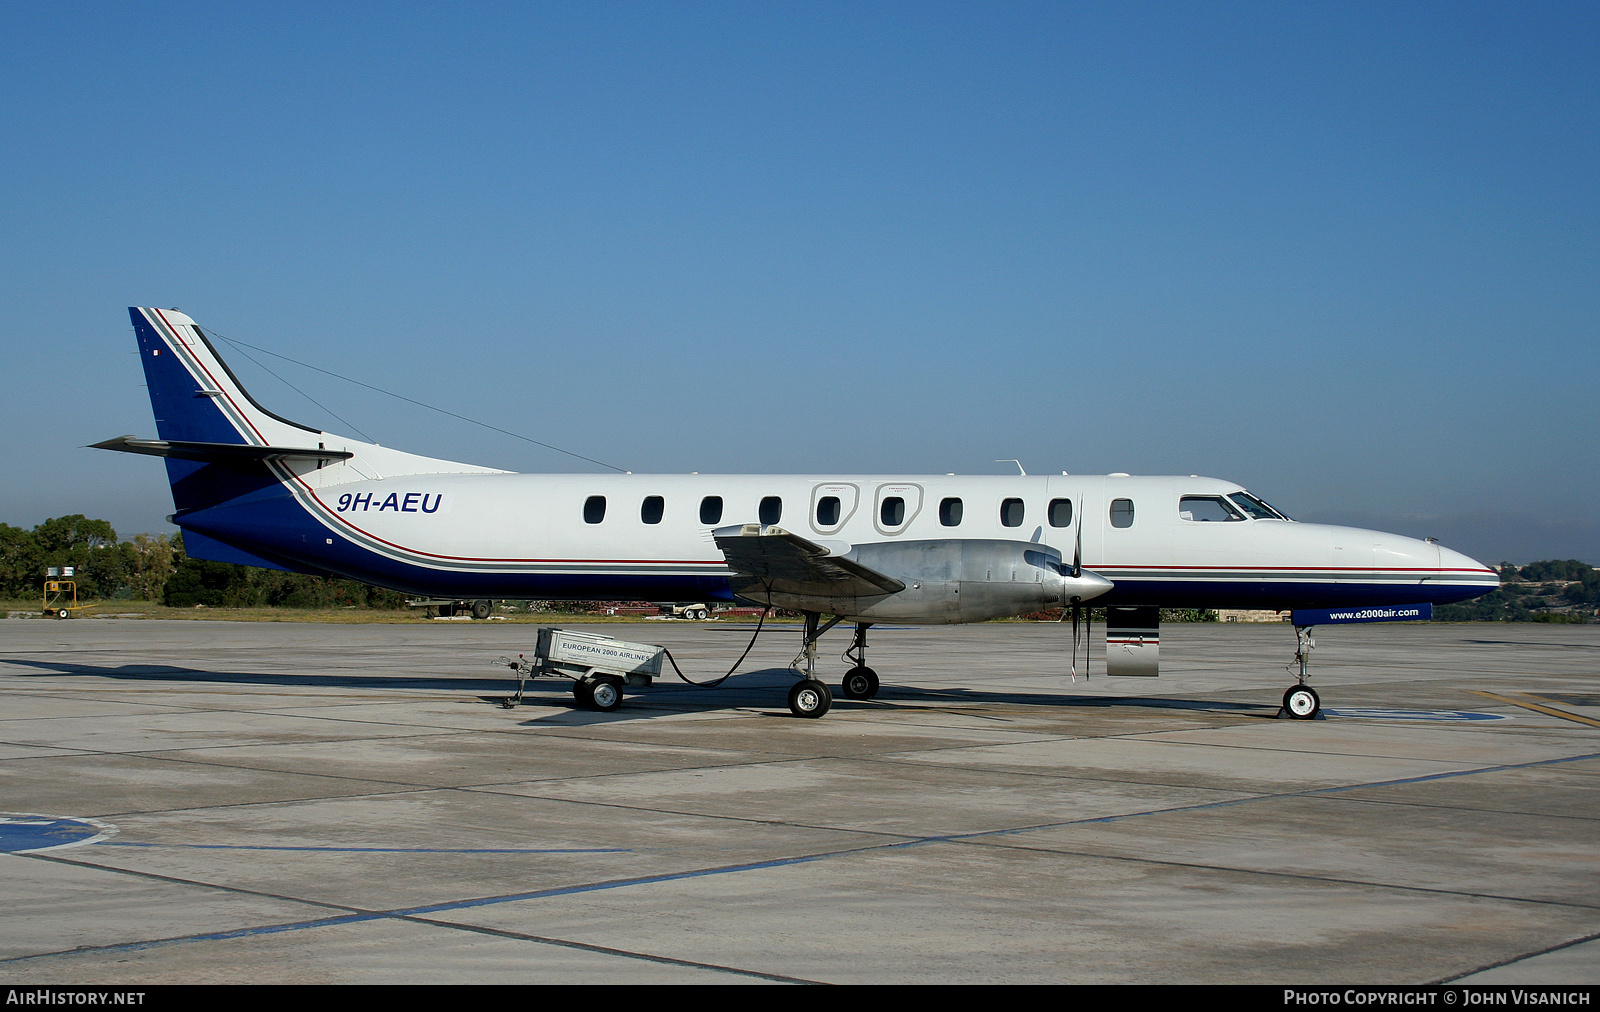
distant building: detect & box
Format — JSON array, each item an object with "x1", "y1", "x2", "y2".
[{"x1": 1215, "y1": 609, "x2": 1289, "y2": 623}]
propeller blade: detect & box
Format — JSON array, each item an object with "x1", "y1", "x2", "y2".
[
  {"x1": 1070, "y1": 604, "x2": 1080, "y2": 683},
  {"x1": 1072, "y1": 512, "x2": 1083, "y2": 579}
]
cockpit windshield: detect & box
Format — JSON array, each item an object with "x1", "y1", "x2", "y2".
[{"x1": 1228, "y1": 491, "x2": 1291, "y2": 521}]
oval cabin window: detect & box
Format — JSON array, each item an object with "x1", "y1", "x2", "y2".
[
  {"x1": 1110, "y1": 498, "x2": 1135, "y2": 528},
  {"x1": 759, "y1": 496, "x2": 782, "y2": 525},
  {"x1": 880, "y1": 496, "x2": 905, "y2": 527},
  {"x1": 583, "y1": 496, "x2": 606, "y2": 524},
  {"x1": 816, "y1": 496, "x2": 840, "y2": 526},
  {"x1": 700, "y1": 496, "x2": 723, "y2": 525},
  {"x1": 641, "y1": 496, "x2": 664, "y2": 524},
  {"x1": 1000, "y1": 498, "x2": 1025, "y2": 528}
]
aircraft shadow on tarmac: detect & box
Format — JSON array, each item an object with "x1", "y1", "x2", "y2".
[
  {"x1": 503, "y1": 666, "x2": 1273, "y2": 723},
  {"x1": 0, "y1": 657, "x2": 516, "y2": 694},
  {"x1": 0, "y1": 656, "x2": 1271, "y2": 722}
]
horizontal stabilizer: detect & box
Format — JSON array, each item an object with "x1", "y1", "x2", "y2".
[
  {"x1": 713, "y1": 524, "x2": 906, "y2": 598},
  {"x1": 91, "y1": 435, "x2": 353, "y2": 464}
]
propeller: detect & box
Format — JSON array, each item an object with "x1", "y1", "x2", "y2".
[
  {"x1": 1067, "y1": 508, "x2": 1096, "y2": 683},
  {"x1": 1051, "y1": 501, "x2": 1110, "y2": 684}
]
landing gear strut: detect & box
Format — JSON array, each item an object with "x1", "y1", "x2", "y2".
[
  {"x1": 1281, "y1": 624, "x2": 1322, "y2": 719},
  {"x1": 787, "y1": 611, "x2": 841, "y2": 718},
  {"x1": 839, "y1": 623, "x2": 879, "y2": 700}
]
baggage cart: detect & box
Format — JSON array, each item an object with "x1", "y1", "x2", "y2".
[{"x1": 497, "y1": 627, "x2": 666, "y2": 712}]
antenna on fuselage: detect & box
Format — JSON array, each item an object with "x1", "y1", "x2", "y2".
[{"x1": 996, "y1": 459, "x2": 1027, "y2": 476}]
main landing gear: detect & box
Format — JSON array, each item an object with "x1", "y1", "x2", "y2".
[
  {"x1": 786, "y1": 616, "x2": 882, "y2": 717},
  {"x1": 1280, "y1": 624, "x2": 1322, "y2": 720},
  {"x1": 839, "y1": 623, "x2": 879, "y2": 700},
  {"x1": 787, "y1": 611, "x2": 842, "y2": 718}
]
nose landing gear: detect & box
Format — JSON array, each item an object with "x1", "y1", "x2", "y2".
[{"x1": 1280, "y1": 625, "x2": 1323, "y2": 719}]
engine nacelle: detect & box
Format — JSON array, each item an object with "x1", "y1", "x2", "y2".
[{"x1": 737, "y1": 538, "x2": 1113, "y2": 624}]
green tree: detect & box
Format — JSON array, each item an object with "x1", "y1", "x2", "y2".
[{"x1": 0, "y1": 523, "x2": 41, "y2": 596}]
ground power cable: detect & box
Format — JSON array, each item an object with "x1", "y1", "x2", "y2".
[{"x1": 662, "y1": 607, "x2": 772, "y2": 688}]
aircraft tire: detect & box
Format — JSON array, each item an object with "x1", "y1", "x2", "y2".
[
  {"x1": 1283, "y1": 686, "x2": 1320, "y2": 720},
  {"x1": 840, "y1": 666, "x2": 879, "y2": 700},
  {"x1": 787, "y1": 679, "x2": 832, "y2": 718},
  {"x1": 589, "y1": 677, "x2": 623, "y2": 712},
  {"x1": 470, "y1": 600, "x2": 492, "y2": 620}
]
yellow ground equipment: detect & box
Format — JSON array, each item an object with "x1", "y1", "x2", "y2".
[{"x1": 42, "y1": 568, "x2": 83, "y2": 619}]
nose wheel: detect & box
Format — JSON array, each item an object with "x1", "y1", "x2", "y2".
[{"x1": 1282, "y1": 685, "x2": 1320, "y2": 719}]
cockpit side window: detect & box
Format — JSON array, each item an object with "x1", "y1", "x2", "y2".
[
  {"x1": 1228, "y1": 491, "x2": 1290, "y2": 520},
  {"x1": 1179, "y1": 496, "x2": 1244, "y2": 522}
]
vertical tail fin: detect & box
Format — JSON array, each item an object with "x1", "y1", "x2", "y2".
[{"x1": 131, "y1": 307, "x2": 322, "y2": 447}]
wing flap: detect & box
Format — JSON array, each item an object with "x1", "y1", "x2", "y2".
[{"x1": 713, "y1": 524, "x2": 906, "y2": 598}]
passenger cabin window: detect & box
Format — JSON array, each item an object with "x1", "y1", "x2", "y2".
[
  {"x1": 939, "y1": 497, "x2": 963, "y2": 526},
  {"x1": 1110, "y1": 498, "x2": 1135, "y2": 528},
  {"x1": 641, "y1": 496, "x2": 664, "y2": 524},
  {"x1": 816, "y1": 496, "x2": 840, "y2": 527},
  {"x1": 1179, "y1": 496, "x2": 1242, "y2": 522},
  {"x1": 700, "y1": 496, "x2": 723, "y2": 525},
  {"x1": 880, "y1": 496, "x2": 905, "y2": 527},
  {"x1": 1048, "y1": 498, "x2": 1073, "y2": 527},
  {"x1": 759, "y1": 496, "x2": 782, "y2": 525},
  {"x1": 583, "y1": 495, "x2": 606, "y2": 524},
  {"x1": 1000, "y1": 498, "x2": 1025, "y2": 528}
]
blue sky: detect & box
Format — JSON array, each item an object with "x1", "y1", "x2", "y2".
[{"x1": 2, "y1": 1, "x2": 1596, "y2": 563}]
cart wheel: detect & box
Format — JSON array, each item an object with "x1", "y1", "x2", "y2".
[
  {"x1": 589, "y1": 678, "x2": 623, "y2": 712},
  {"x1": 471, "y1": 600, "x2": 492, "y2": 620},
  {"x1": 572, "y1": 680, "x2": 593, "y2": 708},
  {"x1": 56, "y1": 609, "x2": 70, "y2": 620}
]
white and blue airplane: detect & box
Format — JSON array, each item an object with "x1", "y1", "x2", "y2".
[{"x1": 97, "y1": 307, "x2": 1499, "y2": 719}]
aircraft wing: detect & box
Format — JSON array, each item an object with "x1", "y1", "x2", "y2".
[{"x1": 713, "y1": 524, "x2": 906, "y2": 599}]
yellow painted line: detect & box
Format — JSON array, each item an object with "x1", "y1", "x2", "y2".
[{"x1": 1470, "y1": 691, "x2": 1600, "y2": 729}]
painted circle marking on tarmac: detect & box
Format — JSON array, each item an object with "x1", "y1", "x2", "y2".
[
  {"x1": 0, "y1": 813, "x2": 118, "y2": 853},
  {"x1": 1322, "y1": 707, "x2": 1509, "y2": 722}
]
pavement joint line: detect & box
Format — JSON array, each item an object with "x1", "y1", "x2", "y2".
[
  {"x1": 457, "y1": 784, "x2": 932, "y2": 842},
  {"x1": 1433, "y1": 926, "x2": 1600, "y2": 983},
  {"x1": 45, "y1": 785, "x2": 451, "y2": 822},
  {"x1": 102, "y1": 843, "x2": 633, "y2": 854},
  {"x1": 28, "y1": 746, "x2": 1592, "y2": 947},
  {"x1": 954, "y1": 835, "x2": 1600, "y2": 913},
  {"x1": 1305, "y1": 792, "x2": 1600, "y2": 824},
  {"x1": 105, "y1": 745, "x2": 869, "y2": 794},
  {"x1": 395, "y1": 915, "x2": 821, "y2": 983},
  {"x1": 0, "y1": 847, "x2": 871, "y2": 969},
  {"x1": 874, "y1": 748, "x2": 1600, "y2": 849},
  {"x1": 1471, "y1": 691, "x2": 1600, "y2": 729}
]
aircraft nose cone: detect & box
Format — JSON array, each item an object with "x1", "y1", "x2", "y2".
[
  {"x1": 1064, "y1": 569, "x2": 1114, "y2": 604},
  {"x1": 1439, "y1": 544, "x2": 1501, "y2": 591}
]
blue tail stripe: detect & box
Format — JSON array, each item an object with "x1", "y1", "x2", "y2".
[{"x1": 131, "y1": 309, "x2": 244, "y2": 446}]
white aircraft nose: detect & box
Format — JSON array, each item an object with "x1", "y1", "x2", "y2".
[{"x1": 1438, "y1": 544, "x2": 1501, "y2": 588}]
